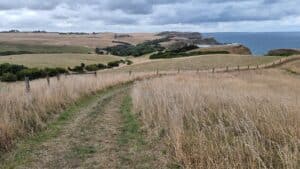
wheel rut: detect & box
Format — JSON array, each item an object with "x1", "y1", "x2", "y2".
[{"x1": 15, "y1": 86, "x2": 129, "y2": 169}]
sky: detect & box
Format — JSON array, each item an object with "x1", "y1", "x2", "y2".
[{"x1": 0, "y1": 0, "x2": 300, "y2": 33}]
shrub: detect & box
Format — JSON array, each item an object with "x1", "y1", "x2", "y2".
[
  {"x1": 44, "y1": 67, "x2": 67, "y2": 76},
  {"x1": 0, "y1": 51, "x2": 34, "y2": 56},
  {"x1": 150, "y1": 50, "x2": 230, "y2": 59},
  {"x1": 97, "y1": 63, "x2": 107, "y2": 69},
  {"x1": 107, "y1": 61, "x2": 120, "y2": 68},
  {"x1": 95, "y1": 48, "x2": 104, "y2": 54},
  {"x1": 126, "y1": 60, "x2": 133, "y2": 65},
  {"x1": 104, "y1": 38, "x2": 167, "y2": 57},
  {"x1": 16, "y1": 68, "x2": 46, "y2": 80},
  {"x1": 0, "y1": 63, "x2": 27, "y2": 76},
  {"x1": 68, "y1": 66, "x2": 85, "y2": 73},
  {"x1": 1, "y1": 73, "x2": 17, "y2": 82},
  {"x1": 85, "y1": 64, "x2": 99, "y2": 71}
]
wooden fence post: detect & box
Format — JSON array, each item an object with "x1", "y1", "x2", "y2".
[
  {"x1": 237, "y1": 65, "x2": 240, "y2": 71},
  {"x1": 25, "y1": 77, "x2": 30, "y2": 93},
  {"x1": 248, "y1": 65, "x2": 250, "y2": 70},
  {"x1": 94, "y1": 71, "x2": 97, "y2": 77},
  {"x1": 46, "y1": 75, "x2": 50, "y2": 86},
  {"x1": 226, "y1": 66, "x2": 229, "y2": 72},
  {"x1": 257, "y1": 65, "x2": 259, "y2": 69},
  {"x1": 212, "y1": 68, "x2": 215, "y2": 73},
  {"x1": 56, "y1": 74, "x2": 60, "y2": 81}
]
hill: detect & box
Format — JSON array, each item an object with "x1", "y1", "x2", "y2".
[
  {"x1": 0, "y1": 54, "x2": 122, "y2": 68},
  {"x1": 116, "y1": 54, "x2": 281, "y2": 72},
  {"x1": 190, "y1": 44, "x2": 252, "y2": 55},
  {"x1": 0, "y1": 32, "x2": 160, "y2": 49}
]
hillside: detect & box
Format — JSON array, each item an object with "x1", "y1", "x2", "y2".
[
  {"x1": 0, "y1": 32, "x2": 160, "y2": 49},
  {"x1": 190, "y1": 44, "x2": 252, "y2": 55},
  {"x1": 115, "y1": 54, "x2": 280, "y2": 72},
  {"x1": 0, "y1": 54, "x2": 122, "y2": 68}
]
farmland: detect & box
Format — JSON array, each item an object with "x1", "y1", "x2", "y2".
[
  {"x1": 0, "y1": 53, "x2": 122, "y2": 68},
  {"x1": 116, "y1": 54, "x2": 282, "y2": 72},
  {"x1": 0, "y1": 32, "x2": 299, "y2": 169},
  {"x1": 0, "y1": 32, "x2": 159, "y2": 48},
  {"x1": 132, "y1": 69, "x2": 300, "y2": 168}
]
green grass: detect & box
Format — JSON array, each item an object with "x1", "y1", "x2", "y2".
[
  {"x1": 69, "y1": 145, "x2": 97, "y2": 159},
  {"x1": 0, "y1": 42, "x2": 92, "y2": 55},
  {"x1": 118, "y1": 95, "x2": 144, "y2": 146}
]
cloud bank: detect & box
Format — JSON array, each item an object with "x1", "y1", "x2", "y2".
[{"x1": 0, "y1": 0, "x2": 299, "y2": 32}]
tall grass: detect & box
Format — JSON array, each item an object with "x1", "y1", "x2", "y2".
[
  {"x1": 0, "y1": 72, "x2": 153, "y2": 151},
  {"x1": 132, "y1": 70, "x2": 300, "y2": 169}
]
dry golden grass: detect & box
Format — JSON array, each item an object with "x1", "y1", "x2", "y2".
[
  {"x1": 0, "y1": 32, "x2": 159, "y2": 48},
  {"x1": 282, "y1": 59, "x2": 300, "y2": 73},
  {"x1": 132, "y1": 70, "x2": 300, "y2": 169},
  {"x1": 117, "y1": 54, "x2": 281, "y2": 72},
  {"x1": 0, "y1": 53, "x2": 122, "y2": 68},
  {"x1": 0, "y1": 72, "x2": 154, "y2": 151}
]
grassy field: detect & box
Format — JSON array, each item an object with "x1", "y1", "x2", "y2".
[
  {"x1": 0, "y1": 54, "x2": 122, "y2": 68},
  {"x1": 0, "y1": 33, "x2": 159, "y2": 48},
  {"x1": 117, "y1": 54, "x2": 282, "y2": 72},
  {"x1": 0, "y1": 42, "x2": 92, "y2": 55},
  {"x1": 0, "y1": 72, "x2": 155, "y2": 152},
  {"x1": 282, "y1": 59, "x2": 300, "y2": 73},
  {"x1": 132, "y1": 69, "x2": 300, "y2": 168}
]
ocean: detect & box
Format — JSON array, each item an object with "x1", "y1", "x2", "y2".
[{"x1": 205, "y1": 32, "x2": 300, "y2": 55}]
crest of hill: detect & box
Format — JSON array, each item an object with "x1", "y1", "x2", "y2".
[{"x1": 267, "y1": 48, "x2": 300, "y2": 56}]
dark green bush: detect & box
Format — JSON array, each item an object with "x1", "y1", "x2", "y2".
[
  {"x1": 0, "y1": 63, "x2": 27, "y2": 75},
  {"x1": 97, "y1": 63, "x2": 107, "y2": 69},
  {"x1": 0, "y1": 51, "x2": 34, "y2": 56},
  {"x1": 107, "y1": 61, "x2": 120, "y2": 68},
  {"x1": 16, "y1": 68, "x2": 47, "y2": 80},
  {"x1": 85, "y1": 64, "x2": 99, "y2": 71},
  {"x1": 44, "y1": 67, "x2": 67, "y2": 76},
  {"x1": 126, "y1": 60, "x2": 133, "y2": 65},
  {"x1": 68, "y1": 66, "x2": 85, "y2": 73},
  {"x1": 0, "y1": 63, "x2": 69, "y2": 82},
  {"x1": 1, "y1": 73, "x2": 17, "y2": 82},
  {"x1": 85, "y1": 63, "x2": 108, "y2": 71},
  {"x1": 150, "y1": 50, "x2": 230, "y2": 59},
  {"x1": 104, "y1": 38, "x2": 167, "y2": 57}
]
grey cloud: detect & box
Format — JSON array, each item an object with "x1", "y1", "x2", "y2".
[{"x1": 0, "y1": 0, "x2": 299, "y2": 32}]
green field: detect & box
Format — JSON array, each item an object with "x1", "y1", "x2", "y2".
[
  {"x1": 116, "y1": 54, "x2": 282, "y2": 72},
  {"x1": 0, "y1": 42, "x2": 92, "y2": 55},
  {"x1": 0, "y1": 54, "x2": 122, "y2": 68}
]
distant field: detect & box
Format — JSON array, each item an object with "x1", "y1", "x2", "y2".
[
  {"x1": 0, "y1": 32, "x2": 159, "y2": 48},
  {"x1": 0, "y1": 42, "x2": 92, "y2": 55},
  {"x1": 0, "y1": 54, "x2": 122, "y2": 68},
  {"x1": 117, "y1": 54, "x2": 281, "y2": 72}
]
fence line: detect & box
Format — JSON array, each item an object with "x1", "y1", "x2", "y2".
[{"x1": 23, "y1": 56, "x2": 300, "y2": 91}]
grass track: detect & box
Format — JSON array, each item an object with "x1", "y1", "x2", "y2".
[{"x1": 0, "y1": 83, "x2": 130, "y2": 168}]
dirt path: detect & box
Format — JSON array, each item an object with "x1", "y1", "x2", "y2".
[
  {"x1": 13, "y1": 86, "x2": 128, "y2": 169},
  {"x1": 1, "y1": 84, "x2": 171, "y2": 169}
]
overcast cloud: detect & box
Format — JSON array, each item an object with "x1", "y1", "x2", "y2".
[{"x1": 0, "y1": 0, "x2": 299, "y2": 32}]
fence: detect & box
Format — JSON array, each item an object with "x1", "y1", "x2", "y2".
[{"x1": 23, "y1": 56, "x2": 300, "y2": 92}]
